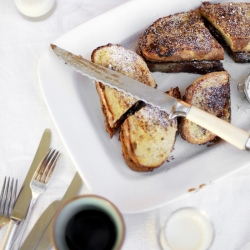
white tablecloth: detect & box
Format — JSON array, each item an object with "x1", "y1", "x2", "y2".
[{"x1": 1, "y1": 1, "x2": 250, "y2": 249}]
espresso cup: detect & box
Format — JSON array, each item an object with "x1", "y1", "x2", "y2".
[{"x1": 51, "y1": 195, "x2": 125, "y2": 250}]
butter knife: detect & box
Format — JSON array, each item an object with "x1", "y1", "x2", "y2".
[
  {"x1": 50, "y1": 44, "x2": 250, "y2": 151},
  {"x1": 0, "y1": 129, "x2": 51, "y2": 250},
  {"x1": 20, "y1": 172, "x2": 82, "y2": 250}
]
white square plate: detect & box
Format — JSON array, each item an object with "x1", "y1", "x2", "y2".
[{"x1": 38, "y1": 0, "x2": 250, "y2": 213}]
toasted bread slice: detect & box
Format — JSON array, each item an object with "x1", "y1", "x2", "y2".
[
  {"x1": 92, "y1": 44, "x2": 156, "y2": 137},
  {"x1": 199, "y1": 2, "x2": 250, "y2": 62},
  {"x1": 137, "y1": 10, "x2": 224, "y2": 73},
  {"x1": 120, "y1": 87, "x2": 181, "y2": 172},
  {"x1": 179, "y1": 71, "x2": 231, "y2": 144}
]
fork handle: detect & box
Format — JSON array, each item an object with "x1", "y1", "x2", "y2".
[
  {"x1": 0, "y1": 219, "x2": 19, "y2": 250},
  {"x1": 9, "y1": 199, "x2": 35, "y2": 250}
]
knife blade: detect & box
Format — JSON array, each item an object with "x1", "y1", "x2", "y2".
[
  {"x1": 20, "y1": 172, "x2": 82, "y2": 250},
  {"x1": 50, "y1": 44, "x2": 250, "y2": 151},
  {"x1": 0, "y1": 129, "x2": 51, "y2": 250}
]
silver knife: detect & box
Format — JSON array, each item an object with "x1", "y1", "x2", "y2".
[
  {"x1": 0, "y1": 129, "x2": 51, "y2": 250},
  {"x1": 50, "y1": 44, "x2": 250, "y2": 151},
  {"x1": 20, "y1": 172, "x2": 82, "y2": 250}
]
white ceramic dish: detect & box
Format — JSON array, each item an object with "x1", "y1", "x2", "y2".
[{"x1": 39, "y1": 0, "x2": 250, "y2": 213}]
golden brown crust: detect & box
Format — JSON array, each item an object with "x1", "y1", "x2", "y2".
[
  {"x1": 138, "y1": 10, "x2": 224, "y2": 62},
  {"x1": 92, "y1": 44, "x2": 156, "y2": 137},
  {"x1": 120, "y1": 88, "x2": 180, "y2": 172},
  {"x1": 95, "y1": 82, "x2": 136, "y2": 137},
  {"x1": 179, "y1": 71, "x2": 231, "y2": 145},
  {"x1": 199, "y1": 2, "x2": 250, "y2": 52}
]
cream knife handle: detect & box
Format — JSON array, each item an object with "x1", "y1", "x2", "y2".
[
  {"x1": 186, "y1": 106, "x2": 250, "y2": 150},
  {"x1": 0, "y1": 220, "x2": 18, "y2": 250}
]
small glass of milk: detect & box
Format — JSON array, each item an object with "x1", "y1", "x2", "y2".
[
  {"x1": 14, "y1": 0, "x2": 55, "y2": 18},
  {"x1": 160, "y1": 207, "x2": 214, "y2": 250}
]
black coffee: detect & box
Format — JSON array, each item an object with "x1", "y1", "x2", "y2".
[{"x1": 65, "y1": 209, "x2": 117, "y2": 250}]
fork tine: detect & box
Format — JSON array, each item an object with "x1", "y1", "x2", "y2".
[
  {"x1": 44, "y1": 150, "x2": 60, "y2": 183},
  {"x1": 0, "y1": 176, "x2": 7, "y2": 214},
  {"x1": 0, "y1": 177, "x2": 17, "y2": 217},
  {"x1": 8, "y1": 178, "x2": 17, "y2": 216},
  {"x1": 4, "y1": 177, "x2": 13, "y2": 216},
  {"x1": 39, "y1": 149, "x2": 60, "y2": 183},
  {"x1": 34, "y1": 149, "x2": 60, "y2": 183},
  {"x1": 11, "y1": 179, "x2": 18, "y2": 210},
  {"x1": 3, "y1": 177, "x2": 10, "y2": 215},
  {"x1": 34, "y1": 148, "x2": 53, "y2": 181},
  {"x1": 38, "y1": 149, "x2": 55, "y2": 182}
]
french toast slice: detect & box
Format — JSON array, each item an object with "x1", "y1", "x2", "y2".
[
  {"x1": 120, "y1": 87, "x2": 180, "y2": 172},
  {"x1": 137, "y1": 10, "x2": 224, "y2": 74},
  {"x1": 199, "y1": 2, "x2": 250, "y2": 63},
  {"x1": 179, "y1": 71, "x2": 231, "y2": 145},
  {"x1": 91, "y1": 44, "x2": 156, "y2": 137}
]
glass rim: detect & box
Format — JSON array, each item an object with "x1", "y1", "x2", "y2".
[{"x1": 160, "y1": 207, "x2": 215, "y2": 250}]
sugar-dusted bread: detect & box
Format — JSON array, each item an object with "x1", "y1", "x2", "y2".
[
  {"x1": 120, "y1": 88, "x2": 180, "y2": 172},
  {"x1": 199, "y1": 2, "x2": 250, "y2": 62},
  {"x1": 137, "y1": 10, "x2": 224, "y2": 74},
  {"x1": 92, "y1": 44, "x2": 179, "y2": 171},
  {"x1": 179, "y1": 71, "x2": 231, "y2": 144},
  {"x1": 91, "y1": 44, "x2": 156, "y2": 137}
]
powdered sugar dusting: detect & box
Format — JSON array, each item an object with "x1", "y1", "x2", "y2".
[
  {"x1": 200, "y1": 2, "x2": 250, "y2": 38},
  {"x1": 136, "y1": 104, "x2": 177, "y2": 129},
  {"x1": 94, "y1": 44, "x2": 156, "y2": 87},
  {"x1": 139, "y1": 10, "x2": 223, "y2": 61},
  {"x1": 92, "y1": 43, "x2": 157, "y2": 114}
]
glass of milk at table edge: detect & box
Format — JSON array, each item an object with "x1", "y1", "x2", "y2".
[{"x1": 160, "y1": 207, "x2": 214, "y2": 250}]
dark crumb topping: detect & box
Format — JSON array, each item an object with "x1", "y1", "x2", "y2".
[
  {"x1": 200, "y1": 2, "x2": 250, "y2": 38},
  {"x1": 140, "y1": 10, "x2": 221, "y2": 56}
]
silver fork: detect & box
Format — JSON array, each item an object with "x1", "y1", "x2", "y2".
[
  {"x1": 9, "y1": 148, "x2": 60, "y2": 250},
  {"x1": 0, "y1": 177, "x2": 18, "y2": 229}
]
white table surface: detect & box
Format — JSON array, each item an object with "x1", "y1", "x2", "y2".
[{"x1": 1, "y1": 0, "x2": 250, "y2": 249}]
